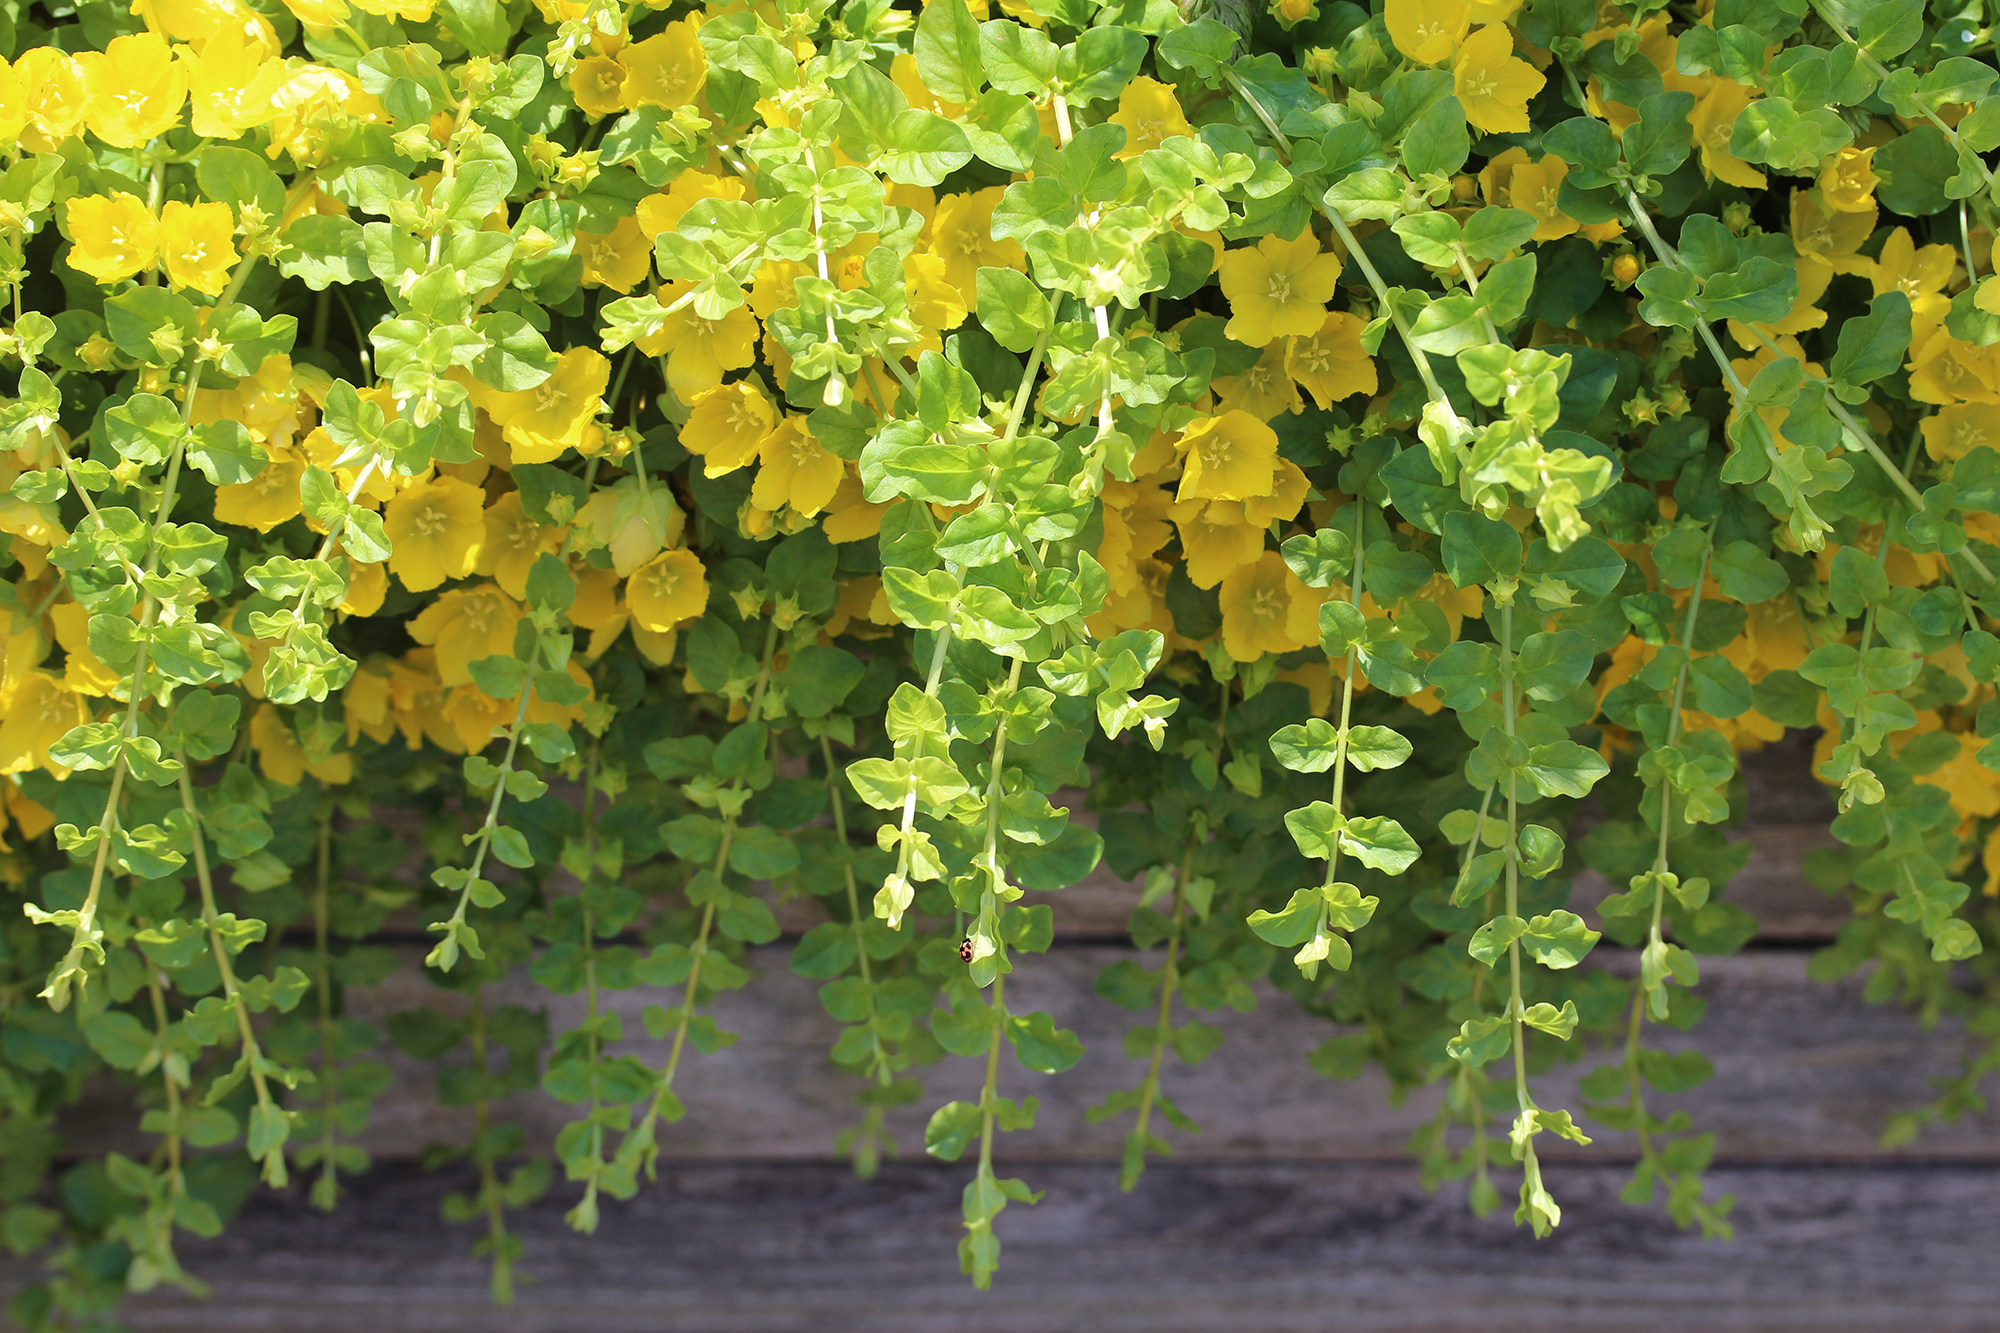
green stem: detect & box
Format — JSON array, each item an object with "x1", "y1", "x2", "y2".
[
  {"x1": 175, "y1": 748, "x2": 286, "y2": 1187},
  {"x1": 312, "y1": 809, "x2": 341, "y2": 1209}
]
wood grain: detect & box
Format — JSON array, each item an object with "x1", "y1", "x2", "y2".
[
  {"x1": 56, "y1": 947, "x2": 2000, "y2": 1164},
  {"x1": 49, "y1": 1158, "x2": 2000, "y2": 1332}
]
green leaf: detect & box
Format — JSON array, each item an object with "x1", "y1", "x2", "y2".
[
  {"x1": 1441, "y1": 510, "x2": 1522, "y2": 587},
  {"x1": 975, "y1": 267, "x2": 1053, "y2": 354},
  {"x1": 1340, "y1": 815, "x2": 1420, "y2": 873},
  {"x1": 1006, "y1": 1010, "x2": 1084, "y2": 1073},
  {"x1": 913, "y1": 0, "x2": 985, "y2": 104},
  {"x1": 1246, "y1": 888, "x2": 1320, "y2": 947},
  {"x1": 1270, "y1": 718, "x2": 1341, "y2": 773},
  {"x1": 1521, "y1": 910, "x2": 1599, "y2": 969},
  {"x1": 1157, "y1": 18, "x2": 1237, "y2": 82},
  {"x1": 1401, "y1": 97, "x2": 1470, "y2": 178},
  {"x1": 1523, "y1": 741, "x2": 1608, "y2": 798},
  {"x1": 187, "y1": 421, "x2": 265, "y2": 486},
  {"x1": 1622, "y1": 92, "x2": 1696, "y2": 176},
  {"x1": 1711, "y1": 540, "x2": 1788, "y2": 604},
  {"x1": 1344, "y1": 725, "x2": 1412, "y2": 772},
  {"x1": 1468, "y1": 914, "x2": 1526, "y2": 966},
  {"x1": 1828, "y1": 291, "x2": 1913, "y2": 390}
]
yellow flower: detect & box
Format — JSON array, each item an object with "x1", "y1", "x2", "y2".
[
  {"x1": 339, "y1": 558, "x2": 387, "y2": 616},
  {"x1": 476, "y1": 492, "x2": 566, "y2": 599},
  {"x1": 250, "y1": 702, "x2": 350, "y2": 785},
  {"x1": 1176, "y1": 411, "x2": 1279, "y2": 502},
  {"x1": 384, "y1": 651, "x2": 452, "y2": 750},
  {"x1": 627, "y1": 548, "x2": 710, "y2": 632},
  {"x1": 928, "y1": 188, "x2": 1026, "y2": 304},
  {"x1": 1691, "y1": 81, "x2": 1766, "y2": 189},
  {"x1": 1218, "y1": 231, "x2": 1343, "y2": 348},
  {"x1": 569, "y1": 561, "x2": 623, "y2": 630},
  {"x1": 266, "y1": 64, "x2": 385, "y2": 167},
  {"x1": 684, "y1": 380, "x2": 777, "y2": 478},
  {"x1": 1109, "y1": 76, "x2": 1193, "y2": 158},
  {"x1": 64, "y1": 192, "x2": 159, "y2": 286},
  {"x1": 1213, "y1": 342, "x2": 1302, "y2": 421},
  {"x1": 634, "y1": 171, "x2": 748, "y2": 241},
  {"x1": 17, "y1": 49, "x2": 89, "y2": 152},
  {"x1": 1499, "y1": 151, "x2": 1579, "y2": 242},
  {"x1": 79, "y1": 33, "x2": 186, "y2": 149},
  {"x1": 1790, "y1": 189, "x2": 1875, "y2": 280},
  {"x1": 1170, "y1": 497, "x2": 1266, "y2": 588},
  {"x1": 577, "y1": 215, "x2": 651, "y2": 293},
  {"x1": 750, "y1": 417, "x2": 843, "y2": 515},
  {"x1": 1454, "y1": 25, "x2": 1543, "y2": 135},
  {"x1": 1242, "y1": 457, "x2": 1311, "y2": 527},
  {"x1": 49, "y1": 602, "x2": 121, "y2": 697},
  {"x1": 821, "y1": 468, "x2": 892, "y2": 544},
  {"x1": 385, "y1": 475, "x2": 486, "y2": 592},
  {"x1": 1819, "y1": 147, "x2": 1878, "y2": 214},
  {"x1": 571, "y1": 54, "x2": 630, "y2": 118},
  {"x1": 133, "y1": 0, "x2": 275, "y2": 45},
  {"x1": 1929, "y1": 732, "x2": 2000, "y2": 821},
  {"x1": 1872, "y1": 227, "x2": 1957, "y2": 350},
  {"x1": 1098, "y1": 480, "x2": 1176, "y2": 597},
  {"x1": 159, "y1": 200, "x2": 239, "y2": 296},
  {"x1": 1922, "y1": 402, "x2": 2000, "y2": 460},
  {"x1": 483, "y1": 347, "x2": 609, "y2": 463},
  {"x1": 408, "y1": 584, "x2": 524, "y2": 687},
  {"x1": 578, "y1": 481, "x2": 685, "y2": 576},
  {"x1": 1386, "y1": 0, "x2": 1469, "y2": 65},
  {"x1": 1910, "y1": 331, "x2": 2000, "y2": 406},
  {"x1": 280, "y1": 0, "x2": 350, "y2": 29},
  {"x1": 624, "y1": 19, "x2": 707, "y2": 110},
  {"x1": 1286, "y1": 311, "x2": 1377, "y2": 410},
  {"x1": 637, "y1": 285, "x2": 761, "y2": 402},
  {"x1": 1220, "y1": 551, "x2": 1319, "y2": 661},
  {"x1": 443, "y1": 684, "x2": 512, "y2": 751},
  {"x1": 905, "y1": 251, "x2": 969, "y2": 335},
  {"x1": 182, "y1": 21, "x2": 284, "y2": 138},
  {"x1": 0, "y1": 57, "x2": 29, "y2": 148},
  {"x1": 341, "y1": 669, "x2": 404, "y2": 745},
  {"x1": 0, "y1": 672, "x2": 87, "y2": 775},
  {"x1": 215, "y1": 452, "x2": 305, "y2": 531}
]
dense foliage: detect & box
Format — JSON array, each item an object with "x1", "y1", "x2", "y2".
[{"x1": 3, "y1": 0, "x2": 2000, "y2": 1316}]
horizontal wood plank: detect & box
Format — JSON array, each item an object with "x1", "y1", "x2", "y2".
[
  {"x1": 30, "y1": 1158, "x2": 1995, "y2": 1332},
  {"x1": 59, "y1": 947, "x2": 2000, "y2": 1164}
]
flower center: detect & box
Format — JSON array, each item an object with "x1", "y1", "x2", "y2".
[
  {"x1": 1266, "y1": 273, "x2": 1292, "y2": 303},
  {"x1": 1251, "y1": 587, "x2": 1282, "y2": 622},
  {"x1": 414, "y1": 506, "x2": 447, "y2": 537}
]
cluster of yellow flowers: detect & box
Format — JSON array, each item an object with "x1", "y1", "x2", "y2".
[{"x1": 1, "y1": 0, "x2": 1995, "y2": 900}]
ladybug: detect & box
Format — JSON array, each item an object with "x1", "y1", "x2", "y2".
[{"x1": 958, "y1": 937, "x2": 975, "y2": 962}]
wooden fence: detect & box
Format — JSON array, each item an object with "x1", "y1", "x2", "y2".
[{"x1": 7, "y1": 738, "x2": 1998, "y2": 1331}]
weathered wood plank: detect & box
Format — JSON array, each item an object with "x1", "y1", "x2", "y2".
[
  {"x1": 44, "y1": 1158, "x2": 2000, "y2": 1332},
  {"x1": 59, "y1": 947, "x2": 2000, "y2": 1163}
]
